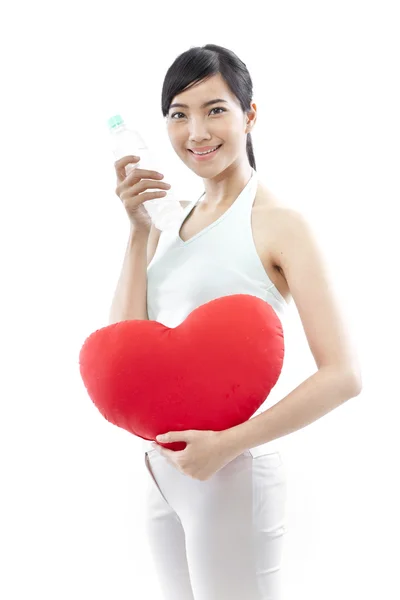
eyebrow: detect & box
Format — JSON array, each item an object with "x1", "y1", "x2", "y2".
[{"x1": 169, "y1": 98, "x2": 228, "y2": 110}]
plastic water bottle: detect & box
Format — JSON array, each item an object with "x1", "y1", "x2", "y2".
[{"x1": 108, "y1": 114, "x2": 184, "y2": 230}]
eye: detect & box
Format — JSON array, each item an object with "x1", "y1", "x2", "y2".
[
  {"x1": 170, "y1": 107, "x2": 227, "y2": 120},
  {"x1": 210, "y1": 107, "x2": 226, "y2": 116},
  {"x1": 170, "y1": 111, "x2": 185, "y2": 120}
]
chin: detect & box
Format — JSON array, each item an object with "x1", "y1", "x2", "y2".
[{"x1": 187, "y1": 163, "x2": 223, "y2": 178}]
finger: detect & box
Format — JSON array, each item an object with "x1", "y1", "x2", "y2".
[
  {"x1": 114, "y1": 154, "x2": 140, "y2": 167},
  {"x1": 114, "y1": 155, "x2": 140, "y2": 182},
  {"x1": 156, "y1": 433, "x2": 170, "y2": 442},
  {"x1": 127, "y1": 168, "x2": 165, "y2": 181}
]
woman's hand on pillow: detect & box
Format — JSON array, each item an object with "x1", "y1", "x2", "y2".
[{"x1": 151, "y1": 429, "x2": 239, "y2": 481}]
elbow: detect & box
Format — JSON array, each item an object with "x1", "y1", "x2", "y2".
[
  {"x1": 352, "y1": 379, "x2": 363, "y2": 396},
  {"x1": 324, "y1": 364, "x2": 363, "y2": 397},
  {"x1": 348, "y1": 380, "x2": 362, "y2": 397},
  {"x1": 344, "y1": 369, "x2": 363, "y2": 397}
]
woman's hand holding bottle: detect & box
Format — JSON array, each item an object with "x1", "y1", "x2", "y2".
[{"x1": 114, "y1": 155, "x2": 171, "y2": 232}]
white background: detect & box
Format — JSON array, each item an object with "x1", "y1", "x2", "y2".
[{"x1": 1, "y1": 1, "x2": 399, "y2": 599}]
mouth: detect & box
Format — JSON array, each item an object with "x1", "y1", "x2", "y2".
[{"x1": 188, "y1": 144, "x2": 223, "y2": 161}]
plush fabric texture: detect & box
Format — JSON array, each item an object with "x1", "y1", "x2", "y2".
[{"x1": 79, "y1": 294, "x2": 285, "y2": 451}]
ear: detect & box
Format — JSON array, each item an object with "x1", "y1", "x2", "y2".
[{"x1": 246, "y1": 102, "x2": 257, "y2": 133}]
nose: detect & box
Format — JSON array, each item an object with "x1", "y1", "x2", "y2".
[{"x1": 188, "y1": 118, "x2": 212, "y2": 143}]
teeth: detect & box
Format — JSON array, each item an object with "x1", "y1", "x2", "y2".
[{"x1": 193, "y1": 146, "x2": 219, "y2": 155}]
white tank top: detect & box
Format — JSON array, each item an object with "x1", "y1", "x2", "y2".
[{"x1": 142, "y1": 168, "x2": 288, "y2": 457}]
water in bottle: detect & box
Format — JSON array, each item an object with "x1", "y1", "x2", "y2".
[{"x1": 108, "y1": 114, "x2": 184, "y2": 230}]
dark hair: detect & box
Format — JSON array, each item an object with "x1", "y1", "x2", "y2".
[{"x1": 161, "y1": 44, "x2": 256, "y2": 171}]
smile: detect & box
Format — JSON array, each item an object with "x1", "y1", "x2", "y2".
[{"x1": 188, "y1": 145, "x2": 222, "y2": 161}]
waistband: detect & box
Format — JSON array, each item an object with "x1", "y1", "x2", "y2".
[{"x1": 141, "y1": 437, "x2": 281, "y2": 459}]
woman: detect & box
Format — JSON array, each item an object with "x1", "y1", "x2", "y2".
[{"x1": 111, "y1": 44, "x2": 362, "y2": 600}]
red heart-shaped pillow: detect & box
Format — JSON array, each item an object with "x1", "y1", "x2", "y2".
[{"x1": 79, "y1": 294, "x2": 284, "y2": 451}]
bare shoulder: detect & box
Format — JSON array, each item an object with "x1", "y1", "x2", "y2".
[
  {"x1": 255, "y1": 182, "x2": 319, "y2": 266},
  {"x1": 268, "y1": 205, "x2": 325, "y2": 270},
  {"x1": 264, "y1": 202, "x2": 333, "y2": 295}
]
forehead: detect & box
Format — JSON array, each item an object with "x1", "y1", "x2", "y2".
[{"x1": 171, "y1": 73, "x2": 237, "y2": 107}]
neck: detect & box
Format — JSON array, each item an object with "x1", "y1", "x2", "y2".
[{"x1": 200, "y1": 158, "x2": 253, "y2": 210}]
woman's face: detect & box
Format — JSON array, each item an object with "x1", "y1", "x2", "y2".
[{"x1": 166, "y1": 73, "x2": 256, "y2": 175}]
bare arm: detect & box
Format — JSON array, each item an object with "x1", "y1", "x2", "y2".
[
  {"x1": 220, "y1": 208, "x2": 362, "y2": 454},
  {"x1": 108, "y1": 201, "x2": 191, "y2": 324},
  {"x1": 108, "y1": 225, "x2": 150, "y2": 324},
  {"x1": 108, "y1": 219, "x2": 162, "y2": 324}
]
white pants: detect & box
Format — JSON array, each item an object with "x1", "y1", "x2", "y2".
[{"x1": 143, "y1": 448, "x2": 288, "y2": 600}]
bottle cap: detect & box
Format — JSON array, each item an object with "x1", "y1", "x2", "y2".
[{"x1": 107, "y1": 115, "x2": 124, "y2": 130}]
